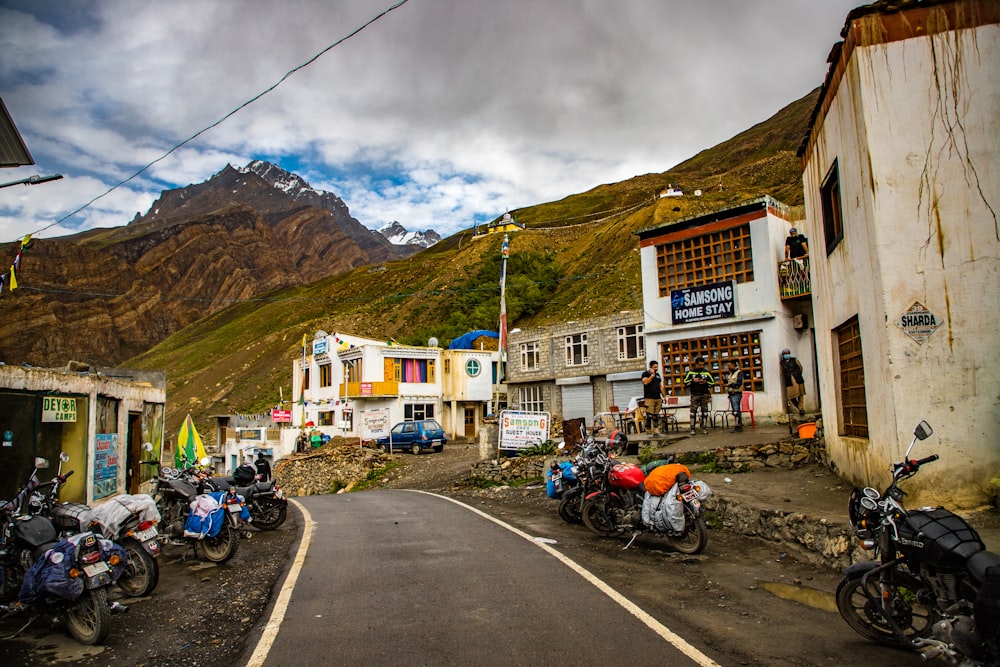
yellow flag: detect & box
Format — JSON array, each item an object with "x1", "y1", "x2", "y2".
[
  {"x1": 21, "y1": 234, "x2": 31, "y2": 248},
  {"x1": 9, "y1": 266, "x2": 16, "y2": 290}
]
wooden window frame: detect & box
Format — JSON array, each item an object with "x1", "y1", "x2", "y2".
[
  {"x1": 520, "y1": 341, "x2": 540, "y2": 370},
  {"x1": 617, "y1": 324, "x2": 645, "y2": 361},
  {"x1": 565, "y1": 333, "x2": 589, "y2": 367},
  {"x1": 518, "y1": 385, "x2": 544, "y2": 412},
  {"x1": 656, "y1": 223, "x2": 754, "y2": 296},
  {"x1": 836, "y1": 316, "x2": 868, "y2": 438},
  {"x1": 821, "y1": 159, "x2": 844, "y2": 255},
  {"x1": 659, "y1": 330, "x2": 765, "y2": 396},
  {"x1": 319, "y1": 363, "x2": 332, "y2": 388}
]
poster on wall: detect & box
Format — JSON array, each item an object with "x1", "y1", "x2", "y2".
[
  {"x1": 93, "y1": 433, "x2": 119, "y2": 500},
  {"x1": 499, "y1": 410, "x2": 550, "y2": 451},
  {"x1": 895, "y1": 301, "x2": 940, "y2": 344},
  {"x1": 42, "y1": 396, "x2": 77, "y2": 422}
]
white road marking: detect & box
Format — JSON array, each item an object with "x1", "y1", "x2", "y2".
[
  {"x1": 244, "y1": 499, "x2": 313, "y2": 667},
  {"x1": 411, "y1": 490, "x2": 722, "y2": 667}
]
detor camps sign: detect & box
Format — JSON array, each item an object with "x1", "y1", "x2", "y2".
[{"x1": 671, "y1": 280, "x2": 736, "y2": 324}]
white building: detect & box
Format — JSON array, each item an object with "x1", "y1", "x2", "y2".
[
  {"x1": 638, "y1": 196, "x2": 815, "y2": 419},
  {"x1": 289, "y1": 331, "x2": 497, "y2": 444},
  {"x1": 799, "y1": 1, "x2": 1000, "y2": 509}
]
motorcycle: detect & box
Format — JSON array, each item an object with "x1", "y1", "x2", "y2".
[
  {"x1": 837, "y1": 420, "x2": 1000, "y2": 665},
  {"x1": 35, "y1": 452, "x2": 161, "y2": 598},
  {"x1": 199, "y1": 463, "x2": 288, "y2": 531},
  {"x1": 144, "y1": 459, "x2": 241, "y2": 563},
  {"x1": 0, "y1": 457, "x2": 127, "y2": 645},
  {"x1": 580, "y1": 452, "x2": 710, "y2": 555},
  {"x1": 553, "y1": 429, "x2": 618, "y2": 524}
]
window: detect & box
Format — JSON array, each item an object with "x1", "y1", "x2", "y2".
[
  {"x1": 520, "y1": 341, "x2": 540, "y2": 370},
  {"x1": 443, "y1": 359, "x2": 451, "y2": 374},
  {"x1": 404, "y1": 403, "x2": 435, "y2": 420},
  {"x1": 302, "y1": 363, "x2": 311, "y2": 390},
  {"x1": 617, "y1": 324, "x2": 645, "y2": 361},
  {"x1": 656, "y1": 223, "x2": 754, "y2": 296},
  {"x1": 342, "y1": 411, "x2": 354, "y2": 431},
  {"x1": 319, "y1": 411, "x2": 334, "y2": 426},
  {"x1": 465, "y1": 359, "x2": 481, "y2": 377},
  {"x1": 660, "y1": 331, "x2": 764, "y2": 395},
  {"x1": 821, "y1": 159, "x2": 844, "y2": 254},
  {"x1": 836, "y1": 316, "x2": 868, "y2": 437},
  {"x1": 519, "y1": 386, "x2": 545, "y2": 412},
  {"x1": 319, "y1": 364, "x2": 332, "y2": 388},
  {"x1": 344, "y1": 359, "x2": 361, "y2": 383},
  {"x1": 391, "y1": 358, "x2": 436, "y2": 383},
  {"x1": 565, "y1": 333, "x2": 588, "y2": 366}
]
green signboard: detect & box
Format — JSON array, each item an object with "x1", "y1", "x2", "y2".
[{"x1": 42, "y1": 396, "x2": 77, "y2": 422}]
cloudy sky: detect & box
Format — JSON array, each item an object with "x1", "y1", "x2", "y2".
[{"x1": 0, "y1": 0, "x2": 862, "y2": 243}]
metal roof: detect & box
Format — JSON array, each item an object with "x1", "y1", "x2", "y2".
[{"x1": 0, "y1": 98, "x2": 35, "y2": 167}]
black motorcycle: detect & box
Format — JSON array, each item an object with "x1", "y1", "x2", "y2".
[
  {"x1": 0, "y1": 457, "x2": 126, "y2": 644},
  {"x1": 144, "y1": 460, "x2": 240, "y2": 563},
  {"x1": 34, "y1": 452, "x2": 161, "y2": 598},
  {"x1": 200, "y1": 464, "x2": 288, "y2": 531},
  {"x1": 837, "y1": 420, "x2": 1000, "y2": 665}
]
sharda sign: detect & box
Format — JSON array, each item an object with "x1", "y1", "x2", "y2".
[{"x1": 671, "y1": 280, "x2": 736, "y2": 324}]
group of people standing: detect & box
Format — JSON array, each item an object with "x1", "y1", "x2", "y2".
[{"x1": 639, "y1": 350, "x2": 806, "y2": 436}]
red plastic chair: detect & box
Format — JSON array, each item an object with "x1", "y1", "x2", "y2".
[{"x1": 740, "y1": 391, "x2": 755, "y2": 429}]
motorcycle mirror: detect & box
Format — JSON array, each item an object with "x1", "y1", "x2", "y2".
[
  {"x1": 557, "y1": 441, "x2": 566, "y2": 451},
  {"x1": 142, "y1": 442, "x2": 154, "y2": 452},
  {"x1": 34, "y1": 457, "x2": 50, "y2": 469},
  {"x1": 914, "y1": 420, "x2": 933, "y2": 441},
  {"x1": 200, "y1": 456, "x2": 212, "y2": 467},
  {"x1": 59, "y1": 452, "x2": 70, "y2": 463}
]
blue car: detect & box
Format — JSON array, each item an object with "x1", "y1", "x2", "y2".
[{"x1": 376, "y1": 420, "x2": 447, "y2": 454}]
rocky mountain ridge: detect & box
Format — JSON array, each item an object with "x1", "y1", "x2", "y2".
[
  {"x1": 0, "y1": 161, "x2": 421, "y2": 367},
  {"x1": 378, "y1": 221, "x2": 441, "y2": 248}
]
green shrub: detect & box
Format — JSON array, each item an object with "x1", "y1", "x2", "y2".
[{"x1": 518, "y1": 440, "x2": 557, "y2": 457}]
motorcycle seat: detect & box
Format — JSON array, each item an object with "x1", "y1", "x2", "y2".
[{"x1": 968, "y1": 549, "x2": 1000, "y2": 583}]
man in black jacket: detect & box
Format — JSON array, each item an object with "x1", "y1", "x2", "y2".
[
  {"x1": 254, "y1": 452, "x2": 272, "y2": 482},
  {"x1": 684, "y1": 357, "x2": 715, "y2": 435}
]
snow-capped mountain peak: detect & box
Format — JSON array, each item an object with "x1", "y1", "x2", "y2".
[{"x1": 378, "y1": 221, "x2": 441, "y2": 248}]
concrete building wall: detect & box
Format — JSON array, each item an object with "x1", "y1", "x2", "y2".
[{"x1": 801, "y1": 7, "x2": 1000, "y2": 508}]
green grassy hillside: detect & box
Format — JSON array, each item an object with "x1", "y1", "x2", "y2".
[{"x1": 128, "y1": 88, "x2": 819, "y2": 440}]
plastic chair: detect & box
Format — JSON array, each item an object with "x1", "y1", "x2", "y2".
[{"x1": 740, "y1": 391, "x2": 755, "y2": 429}]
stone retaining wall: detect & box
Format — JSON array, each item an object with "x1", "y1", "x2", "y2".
[
  {"x1": 712, "y1": 437, "x2": 826, "y2": 471},
  {"x1": 469, "y1": 457, "x2": 546, "y2": 483}
]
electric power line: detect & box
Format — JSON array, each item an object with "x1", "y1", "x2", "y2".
[{"x1": 16, "y1": 0, "x2": 410, "y2": 243}]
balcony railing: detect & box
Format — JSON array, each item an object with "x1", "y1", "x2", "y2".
[
  {"x1": 341, "y1": 381, "x2": 399, "y2": 398},
  {"x1": 778, "y1": 257, "x2": 811, "y2": 299}
]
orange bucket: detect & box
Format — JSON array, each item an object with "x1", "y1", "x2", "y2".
[{"x1": 797, "y1": 422, "x2": 817, "y2": 438}]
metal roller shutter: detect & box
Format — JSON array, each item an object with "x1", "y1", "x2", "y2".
[
  {"x1": 612, "y1": 380, "x2": 643, "y2": 410},
  {"x1": 561, "y1": 384, "x2": 594, "y2": 421}
]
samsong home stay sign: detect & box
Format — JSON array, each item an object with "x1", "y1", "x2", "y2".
[{"x1": 671, "y1": 280, "x2": 736, "y2": 324}]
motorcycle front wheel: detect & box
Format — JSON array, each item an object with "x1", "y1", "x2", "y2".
[
  {"x1": 251, "y1": 498, "x2": 288, "y2": 530},
  {"x1": 667, "y1": 505, "x2": 708, "y2": 554},
  {"x1": 200, "y1": 524, "x2": 239, "y2": 563},
  {"x1": 582, "y1": 494, "x2": 625, "y2": 537},
  {"x1": 117, "y1": 538, "x2": 159, "y2": 597},
  {"x1": 558, "y1": 487, "x2": 583, "y2": 524},
  {"x1": 835, "y1": 572, "x2": 933, "y2": 647},
  {"x1": 65, "y1": 586, "x2": 111, "y2": 645}
]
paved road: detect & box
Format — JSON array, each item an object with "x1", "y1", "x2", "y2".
[{"x1": 249, "y1": 491, "x2": 720, "y2": 666}]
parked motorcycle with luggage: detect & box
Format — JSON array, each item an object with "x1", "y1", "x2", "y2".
[
  {"x1": 551, "y1": 427, "x2": 623, "y2": 524},
  {"x1": 144, "y1": 459, "x2": 242, "y2": 563},
  {"x1": 837, "y1": 420, "x2": 1000, "y2": 665},
  {"x1": 32, "y1": 452, "x2": 161, "y2": 597},
  {"x1": 0, "y1": 457, "x2": 127, "y2": 644},
  {"x1": 199, "y1": 463, "x2": 287, "y2": 530},
  {"x1": 580, "y1": 438, "x2": 710, "y2": 554}
]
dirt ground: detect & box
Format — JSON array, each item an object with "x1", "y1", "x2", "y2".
[{"x1": 1, "y1": 441, "x2": 927, "y2": 667}]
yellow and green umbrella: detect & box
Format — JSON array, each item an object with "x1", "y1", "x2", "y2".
[{"x1": 176, "y1": 414, "x2": 208, "y2": 468}]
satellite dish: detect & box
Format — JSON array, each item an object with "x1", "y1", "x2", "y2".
[
  {"x1": 314, "y1": 330, "x2": 329, "y2": 339},
  {"x1": 428, "y1": 337, "x2": 439, "y2": 347}
]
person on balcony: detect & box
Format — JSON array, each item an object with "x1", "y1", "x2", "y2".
[{"x1": 784, "y1": 227, "x2": 809, "y2": 260}]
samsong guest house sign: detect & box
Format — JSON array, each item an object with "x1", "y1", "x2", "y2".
[{"x1": 671, "y1": 280, "x2": 736, "y2": 324}]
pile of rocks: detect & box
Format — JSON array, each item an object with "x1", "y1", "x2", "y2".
[
  {"x1": 274, "y1": 440, "x2": 392, "y2": 496},
  {"x1": 712, "y1": 438, "x2": 822, "y2": 471},
  {"x1": 469, "y1": 456, "x2": 547, "y2": 484}
]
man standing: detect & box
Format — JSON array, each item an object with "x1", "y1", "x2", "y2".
[
  {"x1": 254, "y1": 452, "x2": 272, "y2": 482},
  {"x1": 684, "y1": 357, "x2": 715, "y2": 435},
  {"x1": 784, "y1": 227, "x2": 809, "y2": 259},
  {"x1": 641, "y1": 360, "x2": 667, "y2": 434},
  {"x1": 780, "y1": 348, "x2": 807, "y2": 415},
  {"x1": 724, "y1": 361, "x2": 745, "y2": 432}
]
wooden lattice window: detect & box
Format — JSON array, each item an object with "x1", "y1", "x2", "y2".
[
  {"x1": 659, "y1": 330, "x2": 764, "y2": 396},
  {"x1": 656, "y1": 223, "x2": 754, "y2": 296},
  {"x1": 836, "y1": 316, "x2": 868, "y2": 437}
]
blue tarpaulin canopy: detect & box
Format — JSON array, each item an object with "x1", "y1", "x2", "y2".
[{"x1": 448, "y1": 330, "x2": 498, "y2": 350}]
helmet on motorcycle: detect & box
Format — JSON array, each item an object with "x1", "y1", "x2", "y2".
[{"x1": 607, "y1": 429, "x2": 627, "y2": 453}]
